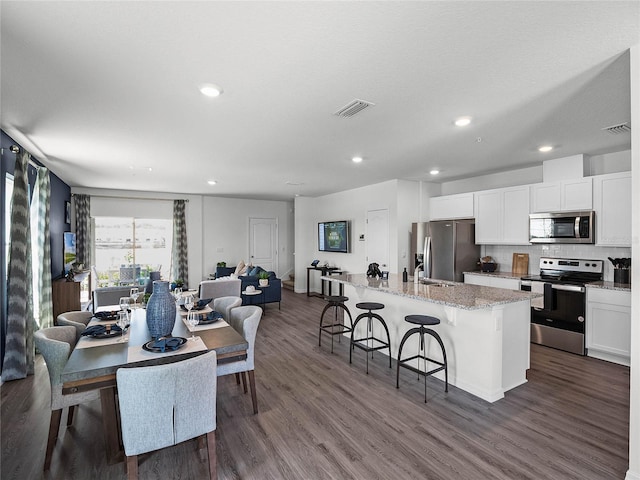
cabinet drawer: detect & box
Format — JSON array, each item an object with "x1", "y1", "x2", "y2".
[{"x1": 587, "y1": 288, "x2": 631, "y2": 307}]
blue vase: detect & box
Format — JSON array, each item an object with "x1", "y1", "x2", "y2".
[
  {"x1": 146, "y1": 281, "x2": 176, "y2": 338},
  {"x1": 145, "y1": 271, "x2": 161, "y2": 294}
]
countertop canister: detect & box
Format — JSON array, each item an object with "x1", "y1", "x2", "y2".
[{"x1": 146, "y1": 280, "x2": 176, "y2": 338}]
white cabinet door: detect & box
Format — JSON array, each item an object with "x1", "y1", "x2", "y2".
[
  {"x1": 429, "y1": 193, "x2": 474, "y2": 220},
  {"x1": 586, "y1": 287, "x2": 631, "y2": 366},
  {"x1": 530, "y1": 178, "x2": 592, "y2": 213},
  {"x1": 474, "y1": 190, "x2": 502, "y2": 244},
  {"x1": 474, "y1": 186, "x2": 529, "y2": 245},
  {"x1": 561, "y1": 178, "x2": 592, "y2": 211},
  {"x1": 593, "y1": 172, "x2": 631, "y2": 246},
  {"x1": 502, "y1": 187, "x2": 530, "y2": 244},
  {"x1": 530, "y1": 182, "x2": 560, "y2": 212}
]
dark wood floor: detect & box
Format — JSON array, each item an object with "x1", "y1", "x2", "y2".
[{"x1": 1, "y1": 289, "x2": 630, "y2": 479}]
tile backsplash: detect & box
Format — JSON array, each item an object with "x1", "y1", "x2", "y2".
[{"x1": 482, "y1": 244, "x2": 631, "y2": 281}]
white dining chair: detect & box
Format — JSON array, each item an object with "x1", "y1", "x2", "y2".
[
  {"x1": 34, "y1": 326, "x2": 101, "y2": 471},
  {"x1": 56, "y1": 311, "x2": 93, "y2": 341},
  {"x1": 217, "y1": 305, "x2": 262, "y2": 414},
  {"x1": 212, "y1": 296, "x2": 242, "y2": 321},
  {"x1": 116, "y1": 351, "x2": 218, "y2": 480}
]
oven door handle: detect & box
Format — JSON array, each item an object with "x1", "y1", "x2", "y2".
[{"x1": 550, "y1": 283, "x2": 585, "y2": 293}]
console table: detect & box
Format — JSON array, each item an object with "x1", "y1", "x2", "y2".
[{"x1": 306, "y1": 266, "x2": 343, "y2": 298}]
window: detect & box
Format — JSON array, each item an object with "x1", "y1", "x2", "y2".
[{"x1": 93, "y1": 216, "x2": 173, "y2": 286}]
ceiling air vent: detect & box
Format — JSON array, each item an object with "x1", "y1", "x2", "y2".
[
  {"x1": 602, "y1": 122, "x2": 631, "y2": 135},
  {"x1": 333, "y1": 99, "x2": 375, "y2": 118}
]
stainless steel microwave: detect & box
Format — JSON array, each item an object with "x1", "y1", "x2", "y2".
[{"x1": 529, "y1": 211, "x2": 595, "y2": 244}]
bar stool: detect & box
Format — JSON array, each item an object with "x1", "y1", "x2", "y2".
[
  {"x1": 319, "y1": 295, "x2": 353, "y2": 353},
  {"x1": 349, "y1": 302, "x2": 392, "y2": 374},
  {"x1": 396, "y1": 314, "x2": 448, "y2": 403}
]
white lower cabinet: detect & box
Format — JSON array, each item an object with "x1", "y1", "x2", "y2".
[
  {"x1": 464, "y1": 273, "x2": 521, "y2": 291},
  {"x1": 586, "y1": 287, "x2": 631, "y2": 366}
]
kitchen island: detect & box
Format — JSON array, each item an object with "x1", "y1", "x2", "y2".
[{"x1": 322, "y1": 273, "x2": 539, "y2": 403}]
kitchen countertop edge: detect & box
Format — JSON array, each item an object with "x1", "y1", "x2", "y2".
[
  {"x1": 324, "y1": 273, "x2": 538, "y2": 311},
  {"x1": 585, "y1": 281, "x2": 631, "y2": 292}
]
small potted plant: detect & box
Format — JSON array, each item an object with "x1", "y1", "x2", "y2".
[
  {"x1": 216, "y1": 261, "x2": 226, "y2": 267},
  {"x1": 258, "y1": 271, "x2": 270, "y2": 287}
]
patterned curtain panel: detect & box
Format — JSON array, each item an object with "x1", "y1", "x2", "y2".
[
  {"x1": 3, "y1": 152, "x2": 35, "y2": 381},
  {"x1": 171, "y1": 200, "x2": 189, "y2": 286},
  {"x1": 32, "y1": 168, "x2": 53, "y2": 329},
  {"x1": 73, "y1": 194, "x2": 91, "y2": 267}
]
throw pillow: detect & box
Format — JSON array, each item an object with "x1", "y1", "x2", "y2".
[
  {"x1": 234, "y1": 260, "x2": 246, "y2": 276},
  {"x1": 249, "y1": 266, "x2": 262, "y2": 277}
]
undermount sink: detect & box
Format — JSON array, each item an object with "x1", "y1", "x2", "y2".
[{"x1": 420, "y1": 279, "x2": 451, "y2": 287}]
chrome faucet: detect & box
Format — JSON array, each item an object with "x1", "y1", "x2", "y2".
[{"x1": 414, "y1": 263, "x2": 423, "y2": 284}]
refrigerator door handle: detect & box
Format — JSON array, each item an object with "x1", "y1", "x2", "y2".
[{"x1": 424, "y1": 236, "x2": 432, "y2": 279}]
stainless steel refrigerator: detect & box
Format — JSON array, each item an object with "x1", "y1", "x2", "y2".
[{"x1": 410, "y1": 220, "x2": 480, "y2": 282}]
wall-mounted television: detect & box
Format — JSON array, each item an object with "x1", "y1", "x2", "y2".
[
  {"x1": 318, "y1": 220, "x2": 350, "y2": 253},
  {"x1": 63, "y1": 232, "x2": 77, "y2": 274}
]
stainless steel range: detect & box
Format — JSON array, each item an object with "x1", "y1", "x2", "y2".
[{"x1": 520, "y1": 257, "x2": 603, "y2": 355}]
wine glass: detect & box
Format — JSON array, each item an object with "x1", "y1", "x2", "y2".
[
  {"x1": 130, "y1": 287, "x2": 140, "y2": 309},
  {"x1": 173, "y1": 286, "x2": 183, "y2": 302},
  {"x1": 119, "y1": 296, "x2": 130, "y2": 322},
  {"x1": 184, "y1": 294, "x2": 194, "y2": 315},
  {"x1": 187, "y1": 311, "x2": 199, "y2": 341},
  {"x1": 117, "y1": 311, "x2": 128, "y2": 342}
]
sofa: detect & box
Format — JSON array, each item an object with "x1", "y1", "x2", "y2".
[{"x1": 215, "y1": 265, "x2": 281, "y2": 308}]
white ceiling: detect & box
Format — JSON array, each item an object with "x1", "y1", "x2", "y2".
[{"x1": 1, "y1": 1, "x2": 638, "y2": 201}]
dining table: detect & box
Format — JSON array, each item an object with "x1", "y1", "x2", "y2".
[{"x1": 61, "y1": 304, "x2": 248, "y2": 464}]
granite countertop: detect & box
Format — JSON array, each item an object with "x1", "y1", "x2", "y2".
[
  {"x1": 585, "y1": 281, "x2": 632, "y2": 292},
  {"x1": 463, "y1": 271, "x2": 525, "y2": 280},
  {"x1": 324, "y1": 273, "x2": 539, "y2": 311}
]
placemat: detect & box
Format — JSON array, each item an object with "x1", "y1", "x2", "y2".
[
  {"x1": 182, "y1": 316, "x2": 229, "y2": 332},
  {"x1": 126, "y1": 336, "x2": 207, "y2": 363}
]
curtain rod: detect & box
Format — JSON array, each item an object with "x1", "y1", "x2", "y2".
[
  {"x1": 4, "y1": 145, "x2": 40, "y2": 170},
  {"x1": 72, "y1": 193, "x2": 188, "y2": 202}
]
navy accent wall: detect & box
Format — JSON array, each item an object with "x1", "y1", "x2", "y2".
[{"x1": 1, "y1": 130, "x2": 72, "y2": 369}]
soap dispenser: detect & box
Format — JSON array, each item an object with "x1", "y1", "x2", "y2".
[{"x1": 402, "y1": 267, "x2": 408, "y2": 282}]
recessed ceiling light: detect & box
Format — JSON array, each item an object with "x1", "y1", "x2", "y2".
[
  {"x1": 454, "y1": 117, "x2": 472, "y2": 127},
  {"x1": 352, "y1": 156, "x2": 363, "y2": 163},
  {"x1": 207, "y1": 180, "x2": 217, "y2": 185},
  {"x1": 199, "y1": 83, "x2": 223, "y2": 98},
  {"x1": 538, "y1": 145, "x2": 553, "y2": 153},
  {"x1": 430, "y1": 169, "x2": 440, "y2": 175}
]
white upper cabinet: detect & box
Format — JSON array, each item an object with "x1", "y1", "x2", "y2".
[
  {"x1": 530, "y1": 178, "x2": 592, "y2": 213},
  {"x1": 429, "y1": 193, "x2": 474, "y2": 220},
  {"x1": 474, "y1": 186, "x2": 530, "y2": 245},
  {"x1": 593, "y1": 171, "x2": 631, "y2": 246}
]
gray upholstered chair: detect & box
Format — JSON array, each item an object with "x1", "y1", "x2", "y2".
[
  {"x1": 92, "y1": 285, "x2": 133, "y2": 313},
  {"x1": 217, "y1": 305, "x2": 262, "y2": 414},
  {"x1": 56, "y1": 311, "x2": 93, "y2": 341},
  {"x1": 34, "y1": 326, "x2": 101, "y2": 471},
  {"x1": 212, "y1": 296, "x2": 242, "y2": 321},
  {"x1": 116, "y1": 351, "x2": 218, "y2": 480},
  {"x1": 198, "y1": 278, "x2": 241, "y2": 300}
]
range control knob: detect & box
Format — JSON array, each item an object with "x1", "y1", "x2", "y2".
[{"x1": 578, "y1": 316, "x2": 585, "y2": 323}]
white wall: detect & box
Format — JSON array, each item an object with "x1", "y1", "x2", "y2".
[
  {"x1": 71, "y1": 187, "x2": 294, "y2": 287},
  {"x1": 294, "y1": 179, "x2": 423, "y2": 293},
  {"x1": 201, "y1": 196, "x2": 294, "y2": 278},
  {"x1": 440, "y1": 150, "x2": 631, "y2": 196},
  {"x1": 626, "y1": 43, "x2": 639, "y2": 480}
]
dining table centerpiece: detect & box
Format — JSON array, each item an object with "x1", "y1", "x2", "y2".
[{"x1": 146, "y1": 280, "x2": 176, "y2": 338}]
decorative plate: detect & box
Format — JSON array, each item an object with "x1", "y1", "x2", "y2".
[{"x1": 142, "y1": 337, "x2": 187, "y2": 353}]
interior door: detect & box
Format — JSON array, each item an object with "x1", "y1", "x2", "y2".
[
  {"x1": 249, "y1": 217, "x2": 278, "y2": 274},
  {"x1": 366, "y1": 209, "x2": 389, "y2": 270}
]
